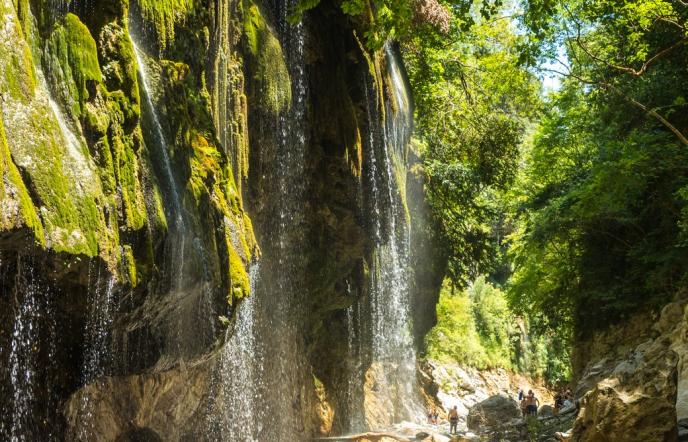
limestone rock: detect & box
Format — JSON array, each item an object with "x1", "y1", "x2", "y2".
[
  {"x1": 668, "y1": 303, "x2": 688, "y2": 422},
  {"x1": 572, "y1": 335, "x2": 679, "y2": 442},
  {"x1": 466, "y1": 395, "x2": 521, "y2": 431}
]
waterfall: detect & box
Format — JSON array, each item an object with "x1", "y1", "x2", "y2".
[
  {"x1": 345, "y1": 42, "x2": 421, "y2": 430},
  {"x1": 208, "y1": 1, "x2": 311, "y2": 439},
  {"x1": 4, "y1": 255, "x2": 58, "y2": 442},
  {"x1": 75, "y1": 266, "x2": 117, "y2": 438},
  {"x1": 130, "y1": 39, "x2": 184, "y2": 229},
  {"x1": 129, "y1": 28, "x2": 219, "y2": 365},
  {"x1": 211, "y1": 265, "x2": 260, "y2": 441}
]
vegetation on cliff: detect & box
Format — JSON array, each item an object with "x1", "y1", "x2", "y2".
[{"x1": 509, "y1": 0, "x2": 688, "y2": 337}]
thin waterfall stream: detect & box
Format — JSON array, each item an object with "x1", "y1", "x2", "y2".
[{"x1": 344, "y1": 43, "x2": 422, "y2": 433}]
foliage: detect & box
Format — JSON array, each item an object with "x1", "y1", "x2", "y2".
[
  {"x1": 405, "y1": 8, "x2": 541, "y2": 286},
  {"x1": 294, "y1": 0, "x2": 503, "y2": 48},
  {"x1": 508, "y1": 0, "x2": 688, "y2": 338},
  {"x1": 425, "y1": 279, "x2": 490, "y2": 367},
  {"x1": 426, "y1": 276, "x2": 568, "y2": 381},
  {"x1": 470, "y1": 276, "x2": 513, "y2": 367}
]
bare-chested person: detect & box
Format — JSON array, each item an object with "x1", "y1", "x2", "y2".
[
  {"x1": 524, "y1": 390, "x2": 539, "y2": 416},
  {"x1": 448, "y1": 406, "x2": 459, "y2": 434}
]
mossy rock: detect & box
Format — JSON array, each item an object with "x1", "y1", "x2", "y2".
[
  {"x1": 0, "y1": 119, "x2": 43, "y2": 240},
  {"x1": 243, "y1": 0, "x2": 291, "y2": 115},
  {"x1": 136, "y1": 0, "x2": 194, "y2": 48},
  {"x1": 44, "y1": 13, "x2": 103, "y2": 119}
]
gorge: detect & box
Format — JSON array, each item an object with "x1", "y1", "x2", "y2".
[{"x1": 2, "y1": 0, "x2": 688, "y2": 441}]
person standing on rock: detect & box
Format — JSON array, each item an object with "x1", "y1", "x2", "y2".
[
  {"x1": 448, "y1": 406, "x2": 459, "y2": 434},
  {"x1": 525, "y1": 390, "x2": 539, "y2": 416}
]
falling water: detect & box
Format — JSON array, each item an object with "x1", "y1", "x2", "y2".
[
  {"x1": 130, "y1": 39, "x2": 184, "y2": 228},
  {"x1": 129, "y1": 28, "x2": 220, "y2": 364},
  {"x1": 344, "y1": 42, "x2": 421, "y2": 430},
  {"x1": 209, "y1": 265, "x2": 261, "y2": 441},
  {"x1": 254, "y1": 1, "x2": 310, "y2": 438},
  {"x1": 5, "y1": 255, "x2": 58, "y2": 442},
  {"x1": 83, "y1": 269, "x2": 116, "y2": 382},
  {"x1": 76, "y1": 267, "x2": 117, "y2": 438},
  {"x1": 208, "y1": 0, "x2": 310, "y2": 439}
]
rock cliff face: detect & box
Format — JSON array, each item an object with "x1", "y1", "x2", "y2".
[
  {"x1": 568, "y1": 301, "x2": 687, "y2": 442},
  {"x1": 0, "y1": 0, "x2": 436, "y2": 440}
]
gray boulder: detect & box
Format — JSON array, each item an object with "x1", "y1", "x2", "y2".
[{"x1": 467, "y1": 394, "x2": 521, "y2": 430}]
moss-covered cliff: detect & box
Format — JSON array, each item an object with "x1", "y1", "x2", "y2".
[{"x1": 0, "y1": 0, "x2": 430, "y2": 439}]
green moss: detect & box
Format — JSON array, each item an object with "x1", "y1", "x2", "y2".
[
  {"x1": 45, "y1": 13, "x2": 103, "y2": 118},
  {"x1": 243, "y1": 0, "x2": 292, "y2": 114},
  {"x1": 228, "y1": 242, "x2": 250, "y2": 304},
  {"x1": 112, "y1": 132, "x2": 147, "y2": 230},
  {"x1": 138, "y1": 0, "x2": 193, "y2": 48},
  {"x1": 122, "y1": 244, "x2": 138, "y2": 286},
  {"x1": 0, "y1": 120, "x2": 44, "y2": 241},
  {"x1": 0, "y1": 1, "x2": 37, "y2": 103},
  {"x1": 188, "y1": 133, "x2": 222, "y2": 200}
]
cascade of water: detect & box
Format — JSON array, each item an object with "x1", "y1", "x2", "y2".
[
  {"x1": 133, "y1": 24, "x2": 227, "y2": 354},
  {"x1": 210, "y1": 265, "x2": 260, "y2": 441},
  {"x1": 6, "y1": 255, "x2": 58, "y2": 442},
  {"x1": 345, "y1": 288, "x2": 366, "y2": 432},
  {"x1": 76, "y1": 266, "x2": 117, "y2": 438},
  {"x1": 83, "y1": 268, "x2": 116, "y2": 382},
  {"x1": 210, "y1": 1, "x2": 310, "y2": 439},
  {"x1": 346, "y1": 43, "x2": 421, "y2": 430},
  {"x1": 130, "y1": 38, "x2": 185, "y2": 231}
]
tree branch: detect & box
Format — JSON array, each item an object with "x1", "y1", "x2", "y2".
[{"x1": 540, "y1": 67, "x2": 688, "y2": 146}]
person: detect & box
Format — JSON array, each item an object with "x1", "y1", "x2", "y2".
[
  {"x1": 520, "y1": 396, "x2": 528, "y2": 417},
  {"x1": 427, "y1": 409, "x2": 434, "y2": 424},
  {"x1": 433, "y1": 409, "x2": 439, "y2": 425},
  {"x1": 525, "y1": 390, "x2": 539, "y2": 416},
  {"x1": 554, "y1": 391, "x2": 564, "y2": 415},
  {"x1": 518, "y1": 388, "x2": 525, "y2": 401},
  {"x1": 448, "y1": 406, "x2": 459, "y2": 434}
]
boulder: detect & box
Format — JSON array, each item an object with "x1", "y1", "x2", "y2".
[
  {"x1": 679, "y1": 419, "x2": 688, "y2": 442},
  {"x1": 538, "y1": 404, "x2": 554, "y2": 417},
  {"x1": 572, "y1": 335, "x2": 679, "y2": 442},
  {"x1": 466, "y1": 395, "x2": 521, "y2": 430}
]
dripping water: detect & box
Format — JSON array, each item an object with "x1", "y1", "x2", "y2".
[
  {"x1": 211, "y1": 265, "x2": 260, "y2": 441},
  {"x1": 344, "y1": 42, "x2": 421, "y2": 431},
  {"x1": 209, "y1": 0, "x2": 310, "y2": 439},
  {"x1": 5, "y1": 255, "x2": 58, "y2": 442}
]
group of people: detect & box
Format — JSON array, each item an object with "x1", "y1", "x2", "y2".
[
  {"x1": 425, "y1": 408, "x2": 440, "y2": 425},
  {"x1": 553, "y1": 388, "x2": 574, "y2": 414},
  {"x1": 518, "y1": 386, "x2": 575, "y2": 417},
  {"x1": 426, "y1": 405, "x2": 460, "y2": 435},
  {"x1": 425, "y1": 387, "x2": 574, "y2": 436},
  {"x1": 518, "y1": 389, "x2": 540, "y2": 416}
]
